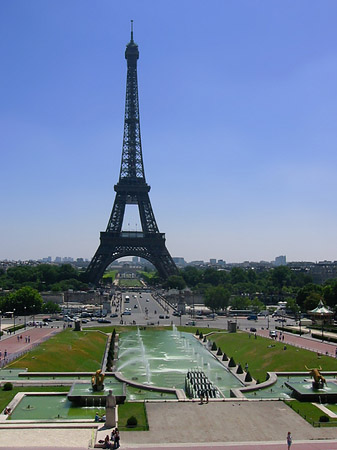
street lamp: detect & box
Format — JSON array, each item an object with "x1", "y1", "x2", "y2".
[
  {"x1": 33, "y1": 304, "x2": 35, "y2": 327},
  {"x1": 0, "y1": 310, "x2": 2, "y2": 340},
  {"x1": 299, "y1": 310, "x2": 301, "y2": 337},
  {"x1": 24, "y1": 306, "x2": 27, "y2": 329},
  {"x1": 13, "y1": 308, "x2": 16, "y2": 334},
  {"x1": 321, "y1": 313, "x2": 324, "y2": 342}
]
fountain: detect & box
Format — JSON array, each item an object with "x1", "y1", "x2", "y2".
[
  {"x1": 285, "y1": 367, "x2": 337, "y2": 402},
  {"x1": 117, "y1": 329, "x2": 243, "y2": 397},
  {"x1": 67, "y1": 371, "x2": 126, "y2": 407}
]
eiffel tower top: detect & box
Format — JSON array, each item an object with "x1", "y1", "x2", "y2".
[
  {"x1": 118, "y1": 20, "x2": 146, "y2": 186},
  {"x1": 125, "y1": 20, "x2": 139, "y2": 58}
]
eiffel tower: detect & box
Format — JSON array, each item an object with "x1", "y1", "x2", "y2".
[{"x1": 86, "y1": 24, "x2": 178, "y2": 285}]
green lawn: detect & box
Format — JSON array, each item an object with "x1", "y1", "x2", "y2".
[
  {"x1": 118, "y1": 402, "x2": 148, "y2": 431},
  {"x1": 118, "y1": 279, "x2": 142, "y2": 287},
  {"x1": 8, "y1": 330, "x2": 107, "y2": 372},
  {"x1": 0, "y1": 386, "x2": 69, "y2": 412},
  {"x1": 103, "y1": 270, "x2": 117, "y2": 280},
  {"x1": 211, "y1": 331, "x2": 337, "y2": 382},
  {"x1": 285, "y1": 400, "x2": 337, "y2": 426}
]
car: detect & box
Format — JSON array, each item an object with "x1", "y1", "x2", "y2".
[
  {"x1": 165, "y1": 315, "x2": 170, "y2": 319},
  {"x1": 110, "y1": 313, "x2": 118, "y2": 318},
  {"x1": 134, "y1": 305, "x2": 138, "y2": 309},
  {"x1": 186, "y1": 321, "x2": 196, "y2": 326},
  {"x1": 81, "y1": 319, "x2": 89, "y2": 323},
  {"x1": 173, "y1": 311, "x2": 180, "y2": 316},
  {"x1": 97, "y1": 318, "x2": 112, "y2": 323},
  {"x1": 269, "y1": 330, "x2": 277, "y2": 338},
  {"x1": 247, "y1": 315, "x2": 258, "y2": 320},
  {"x1": 123, "y1": 311, "x2": 131, "y2": 315},
  {"x1": 146, "y1": 299, "x2": 149, "y2": 302},
  {"x1": 250, "y1": 327, "x2": 257, "y2": 332},
  {"x1": 159, "y1": 315, "x2": 164, "y2": 319}
]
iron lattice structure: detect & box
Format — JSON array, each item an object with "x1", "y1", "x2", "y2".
[{"x1": 86, "y1": 28, "x2": 178, "y2": 285}]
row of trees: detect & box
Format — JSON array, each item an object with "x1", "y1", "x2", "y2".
[
  {"x1": 0, "y1": 264, "x2": 88, "y2": 292},
  {"x1": 162, "y1": 266, "x2": 337, "y2": 315}
]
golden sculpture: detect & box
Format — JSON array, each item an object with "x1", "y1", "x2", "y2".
[
  {"x1": 305, "y1": 365, "x2": 327, "y2": 387},
  {"x1": 91, "y1": 369, "x2": 105, "y2": 391}
]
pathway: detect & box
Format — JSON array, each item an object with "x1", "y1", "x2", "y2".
[{"x1": 257, "y1": 329, "x2": 337, "y2": 358}]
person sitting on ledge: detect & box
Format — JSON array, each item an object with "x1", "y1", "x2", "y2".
[
  {"x1": 4, "y1": 407, "x2": 11, "y2": 415},
  {"x1": 95, "y1": 412, "x2": 100, "y2": 422}
]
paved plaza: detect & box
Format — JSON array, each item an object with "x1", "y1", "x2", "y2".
[{"x1": 1, "y1": 401, "x2": 337, "y2": 449}]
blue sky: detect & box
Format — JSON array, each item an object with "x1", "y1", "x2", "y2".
[{"x1": 1, "y1": 0, "x2": 337, "y2": 263}]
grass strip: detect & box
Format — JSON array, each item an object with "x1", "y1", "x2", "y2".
[
  {"x1": 285, "y1": 400, "x2": 337, "y2": 426},
  {"x1": 118, "y1": 402, "x2": 148, "y2": 431}
]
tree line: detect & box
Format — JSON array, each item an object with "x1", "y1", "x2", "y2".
[{"x1": 163, "y1": 266, "x2": 337, "y2": 314}]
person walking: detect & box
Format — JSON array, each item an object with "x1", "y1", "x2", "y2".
[{"x1": 287, "y1": 431, "x2": 292, "y2": 449}]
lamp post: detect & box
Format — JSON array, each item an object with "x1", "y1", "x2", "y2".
[
  {"x1": 299, "y1": 310, "x2": 301, "y2": 337},
  {"x1": 13, "y1": 308, "x2": 16, "y2": 334},
  {"x1": 33, "y1": 304, "x2": 35, "y2": 327},
  {"x1": 321, "y1": 313, "x2": 324, "y2": 342},
  {"x1": 24, "y1": 306, "x2": 27, "y2": 330},
  {"x1": 0, "y1": 310, "x2": 2, "y2": 340},
  {"x1": 267, "y1": 311, "x2": 270, "y2": 330}
]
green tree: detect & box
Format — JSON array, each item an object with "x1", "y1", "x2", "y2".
[
  {"x1": 303, "y1": 292, "x2": 321, "y2": 312},
  {"x1": 1, "y1": 287, "x2": 43, "y2": 315},
  {"x1": 204, "y1": 285, "x2": 230, "y2": 312},
  {"x1": 285, "y1": 297, "x2": 299, "y2": 314},
  {"x1": 251, "y1": 297, "x2": 264, "y2": 313},
  {"x1": 271, "y1": 266, "x2": 292, "y2": 291},
  {"x1": 165, "y1": 275, "x2": 186, "y2": 290},
  {"x1": 229, "y1": 295, "x2": 251, "y2": 310},
  {"x1": 42, "y1": 301, "x2": 61, "y2": 314}
]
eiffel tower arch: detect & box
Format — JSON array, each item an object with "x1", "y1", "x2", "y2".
[{"x1": 86, "y1": 24, "x2": 178, "y2": 285}]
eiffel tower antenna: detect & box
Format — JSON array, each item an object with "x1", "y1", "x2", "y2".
[{"x1": 85, "y1": 28, "x2": 178, "y2": 285}]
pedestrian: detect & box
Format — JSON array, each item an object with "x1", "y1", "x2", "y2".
[
  {"x1": 282, "y1": 334, "x2": 285, "y2": 341},
  {"x1": 245, "y1": 362, "x2": 249, "y2": 371},
  {"x1": 114, "y1": 428, "x2": 120, "y2": 448},
  {"x1": 287, "y1": 431, "x2": 292, "y2": 449}
]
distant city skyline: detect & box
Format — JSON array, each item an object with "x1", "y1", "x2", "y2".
[{"x1": 1, "y1": 1, "x2": 337, "y2": 263}]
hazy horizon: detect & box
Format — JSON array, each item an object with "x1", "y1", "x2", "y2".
[{"x1": 1, "y1": 1, "x2": 337, "y2": 263}]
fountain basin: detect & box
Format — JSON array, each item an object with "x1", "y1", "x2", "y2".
[
  {"x1": 285, "y1": 380, "x2": 337, "y2": 402},
  {"x1": 68, "y1": 381, "x2": 126, "y2": 406}
]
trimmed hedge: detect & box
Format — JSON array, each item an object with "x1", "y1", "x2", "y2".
[{"x1": 228, "y1": 356, "x2": 236, "y2": 367}]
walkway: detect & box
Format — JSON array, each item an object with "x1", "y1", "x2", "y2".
[{"x1": 257, "y1": 329, "x2": 337, "y2": 358}]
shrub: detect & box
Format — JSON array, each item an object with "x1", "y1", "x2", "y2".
[
  {"x1": 216, "y1": 347, "x2": 222, "y2": 356},
  {"x1": 127, "y1": 415, "x2": 138, "y2": 427},
  {"x1": 203, "y1": 336, "x2": 207, "y2": 342},
  {"x1": 222, "y1": 353, "x2": 228, "y2": 361},
  {"x1": 195, "y1": 329, "x2": 200, "y2": 336},
  {"x1": 228, "y1": 357, "x2": 236, "y2": 367},
  {"x1": 319, "y1": 415, "x2": 329, "y2": 422},
  {"x1": 3, "y1": 382, "x2": 13, "y2": 391},
  {"x1": 199, "y1": 332, "x2": 203, "y2": 339},
  {"x1": 245, "y1": 371, "x2": 252, "y2": 382},
  {"x1": 236, "y1": 364, "x2": 243, "y2": 374},
  {"x1": 211, "y1": 342, "x2": 217, "y2": 351}
]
